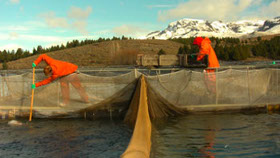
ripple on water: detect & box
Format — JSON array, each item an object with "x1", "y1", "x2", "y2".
[
  {"x1": 0, "y1": 118, "x2": 132, "y2": 158},
  {"x1": 151, "y1": 113, "x2": 280, "y2": 158}
]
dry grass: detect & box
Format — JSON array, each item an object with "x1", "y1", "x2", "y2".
[
  {"x1": 241, "y1": 34, "x2": 280, "y2": 42},
  {"x1": 111, "y1": 49, "x2": 139, "y2": 65},
  {"x1": 2, "y1": 40, "x2": 184, "y2": 70},
  {"x1": 245, "y1": 56, "x2": 272, "y2": 61}
]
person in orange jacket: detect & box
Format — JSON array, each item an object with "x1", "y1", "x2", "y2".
[
  {"x1": 193, "y1": 37, "x2": 220, "y2": 93},
  {"x1": 31, "y1": 54, "x2": 89, "y2": 106},
  {"x1": 193, "y1": 37, "x2": 220, "y2": 72}
]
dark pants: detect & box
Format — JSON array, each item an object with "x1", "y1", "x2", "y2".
[
  {"x1": 59, "y1": 73, "x2": 88, "y2": 104},
  {"x1": 204, "y1": 69, "x2": 217, "y2": 94}
]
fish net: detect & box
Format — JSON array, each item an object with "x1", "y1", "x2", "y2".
[{"x1": 0, "y1": 68, "x2": 280, "y2": 118}]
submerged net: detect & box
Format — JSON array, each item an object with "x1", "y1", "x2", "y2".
[
  {"x1": 0, "y1": 70, "x2": 141, "y2": 118},
  {"x1": 146, "y1": 68, "x2": 280, "y2": 108},
  {"x1": 0, "y1": 68, "x2": 280, "y2": 118}
]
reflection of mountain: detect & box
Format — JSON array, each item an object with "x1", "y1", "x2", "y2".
[{"x1": 147, "y1": 17, "x2": 280, "y2": 39}]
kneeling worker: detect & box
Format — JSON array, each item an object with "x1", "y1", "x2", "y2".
[{"x1": 31, "y1": 54, "x2": 89, "y2": 106}]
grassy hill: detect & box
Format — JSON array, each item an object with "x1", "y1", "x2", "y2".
[{"x1": 3, "y1": 39, "x2": 183, "y2": 70}]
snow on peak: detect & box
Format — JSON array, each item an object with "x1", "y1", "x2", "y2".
[{"x1": 146, "y1": 17, "x2": 280, "y2": 39}]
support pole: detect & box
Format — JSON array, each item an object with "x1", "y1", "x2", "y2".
[
  {"x1": 29, "y1": 68, "x2": 35, "y2": 121},
  {"x1": 215, "y1": 68, "x2": 219, "y2": 105},
  {"x1": 277, "y1": 68, "x2": 279, "y2": 96},
  {"x1": 134, "y1": 68, "x2": 138, "y2": 79},
  {"x1": 247, "y1": 67, "x2": 251, "y2": 104},
  {"x1": 1, "y1": 73, "x2": 5, "y2": 97},
  {"x1": 1, "y1": 74, "x2": 3, "y2": 97},
  {"x1": 57, "y1": 81, "x2": 60, "y2": 106}
]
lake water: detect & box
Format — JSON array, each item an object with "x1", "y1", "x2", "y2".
[
  {"x1": 151, "y1": 112, "x2": 280, "y2": 158},
  {"x1": 0, "y1": 118, "x2": 131, "y2": 158},
  {"x1": 1, "y1": 112, "x2": 280, "y2": 158}
]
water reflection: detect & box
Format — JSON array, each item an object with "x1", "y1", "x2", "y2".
[{"x1": 151, "y1": 113, "x2": 280, "y2": 158}]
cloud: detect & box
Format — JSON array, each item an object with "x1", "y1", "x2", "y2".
[
  {"x1": 10, "y1": 0, "x2": 20, "y2": 4},
  {"x1": 252, "y1": 0, "x2": 262, "y2": 6},
  {"x1": 158, "y1": 0, "x2": 254, "y2": 21},
  {"x1": 20, "y1": 6, "x2": 24, "y2": 12},
  {"x1": 67, "y1": 6, "x2": 92, "y2": 19},
  {"x1": 260, "y1": 0, "x2": 280, "y2": 17},
  {"x1": 0, "y1": 32, "x2": 99, "y2": 51},
  {"x1": 0, "y1": 25, "x2": 29, "y2": 31},
  {"x1": 41, "y1": 12, "x2": 69, "y2": 28},
  {"x1": 112, "y1": 24, "x2": 149, "y2": 37},
  {"x1": 40, "y1": 6, "x2": 92, "y2": 35},
  {"x1": 72, "y1": 20, "x2": 89, "y2": 35},
  {"x1": 9, "y1": 32, "x2": 19, "y2": 40},
  {"x1": 68, "y1": 6, "x2": 92, "y2": 35},
  {"x1": 0, "y1": 44, "x2": 23, "y2": 51}
]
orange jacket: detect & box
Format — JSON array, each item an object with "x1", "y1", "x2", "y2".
[
  {"x1": 34, "y1": 54, "x2": 78, "y2": 87},
  {"x1": 196, "y1": 37, "x2": 220, "y2": 68}
]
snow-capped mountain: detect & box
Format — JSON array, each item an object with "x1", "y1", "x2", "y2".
[{"x1": 147, "y1": 17, "x2": 280, "y2": 39}]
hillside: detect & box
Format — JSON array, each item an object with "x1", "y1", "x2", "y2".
[{"x1": 3, "y1": 40, "x2": 183, "y2": 69}]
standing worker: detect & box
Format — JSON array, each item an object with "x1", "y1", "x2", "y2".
[
  {"x1": 193, "y1": 37, "x2": 220, "y2": 93},
  {"x1": 31, "y1": 54, "x2": 89, "y2": 106},
  {"x1": 193, "y1": 37, "x2": 220, "y2": 72}
]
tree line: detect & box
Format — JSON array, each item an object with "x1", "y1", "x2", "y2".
[
  {"x1": 172, "y1": 36, "x2": 280, "y2": 61},
  {"x1": 1, "y1": 35, "x2": 279, "y2": 68},
  {"x1": 0, "y1": 36, "x2": 132, "y2": 65}
]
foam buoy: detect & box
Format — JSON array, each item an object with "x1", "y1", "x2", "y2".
[
  {"x1": 8, "y1": 120, "x2": 23, "y2": 126},
  {"x1": 267, "y1": 104, "x2": 280, "y2": 112},
  {"x1": 267, "y1": 105, "x2": 274, "y2": 111}
]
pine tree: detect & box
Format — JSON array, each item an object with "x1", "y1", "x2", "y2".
[
  {"x1": 183, "y1": 45, "x2": 189, "y2": 54},
  {"x1": 15, "y1": 48, "x2": 23, "y2": 60},
  {"x1": 158, "y1": 49, "x2": 166, "y2": 55},
  {"x1": 232, "y1": 47, "x2": 241, "y2": 60},
  {"x1": 0, "y1": 51, "x2": 3, "y2": 62},
  {"x1": 2, "y1": 61, "x2": 8, "y2": 70},
  {"x1": 177, "y1": 47, "x2": 184, "y2": 55},
  {"x1": 37, "y1": 45, "x2": 43, "y2": 54}
]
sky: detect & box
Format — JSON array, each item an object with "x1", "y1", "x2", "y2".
[{"x1": 0, "y1": 0, "x2": 279, "y2": 52}]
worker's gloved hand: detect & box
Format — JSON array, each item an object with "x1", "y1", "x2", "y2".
[
  {"x1": 32, "y1": 62, "x2": 36, "y2": 68},
  {"x1": 31, "y1": 84, "x2": 36, "y2": 89}
]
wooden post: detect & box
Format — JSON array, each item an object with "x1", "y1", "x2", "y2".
[
  {"x1": 247, "y1": 67, "x2": 251, "y2": 104},
  {"x1": 1, "y1": 74, "x2": 3, "y2": 97},
  {"x1": 29, "y1": 68, "x2": 35, "y2": 121},
  {"x1": 277, "y1": 68, "x2": 279, "y2": 96},
  {"x1": 215, "y1": 68, "x2": 219, "y2": 105},
  {"x1": 57, "y1": 81, "x2": 60, "y2": 106},
  {"x1": 134, "y1": 68, "x2": 138, "y2": 79}
]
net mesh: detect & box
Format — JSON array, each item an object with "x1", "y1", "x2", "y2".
[
  {"x1": 145, "y1": 69, "x2": 279, "y2": 107},
  {"x1": 1, "y1": 68, "x2": 280, "y2": 118}
]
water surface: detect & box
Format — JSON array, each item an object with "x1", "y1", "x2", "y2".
[
  {"x1": 151, "y1": 113, "x2": 280, "y2": 158},
  {"x1": 1, "y1": 113, "x2": 280, "y2": 158},
  {"x1": 0, "y1": 118, "x2": 131, "y2": 158}
]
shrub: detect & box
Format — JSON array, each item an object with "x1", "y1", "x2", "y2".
[
  {"x1": 2, "y1": 61, "x2": 8, "y2": 70},
  {"x1": 111, "y1": 49, "x2": 139, "y2": 65}
]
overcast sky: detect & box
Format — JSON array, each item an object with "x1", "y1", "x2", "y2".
[{"x1": 0, "y1": 0, "x2": 279, "y2": 51}]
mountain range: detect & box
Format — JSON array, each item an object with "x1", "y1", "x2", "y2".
[{"x1": 146, "y1": 17, "x2": 280, "y2": 39}]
